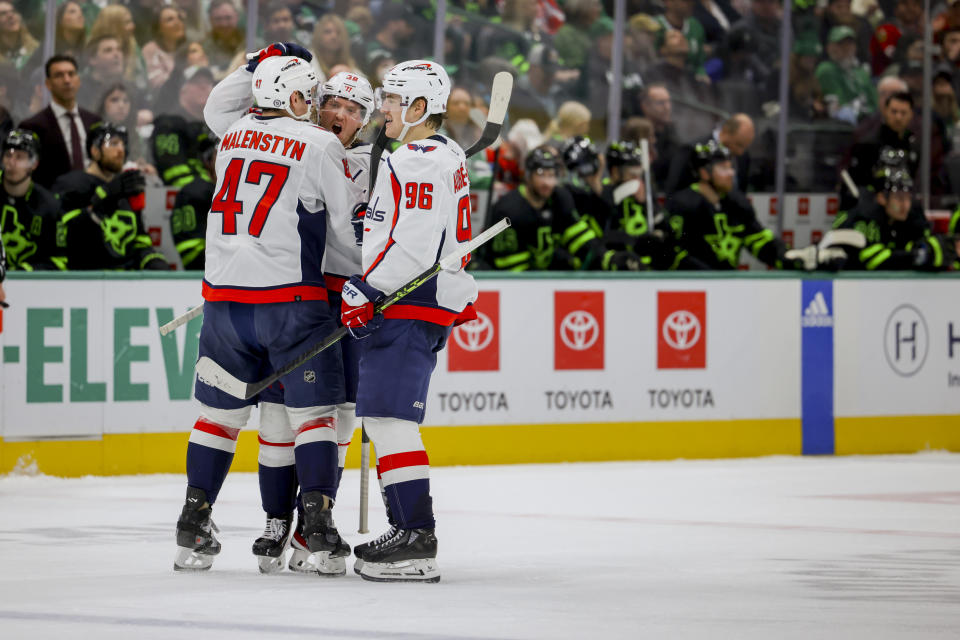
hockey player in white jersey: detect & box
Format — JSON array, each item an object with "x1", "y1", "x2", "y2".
[
  {"x1": 197, "y1": 57, "x2": 381, "y2": 574},
  {"x1": 341, "y1": 60, "x2": 478, "y2": 583},
  {"x1": 175, "y1": 50, "x2": 355, "y2": 574}
]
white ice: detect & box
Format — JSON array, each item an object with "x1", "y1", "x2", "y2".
[{"x1": 1, "y1": 454, "x2": 959, "y2": 639}]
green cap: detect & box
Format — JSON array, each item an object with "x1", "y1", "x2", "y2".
[
  {"x1": 589, "y1": 15, "x2": 614, "y2": 38},
  {"x1": 828, "y1": 25, "x2": 856, "y2": 43}
]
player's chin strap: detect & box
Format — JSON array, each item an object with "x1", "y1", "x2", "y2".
[
  {"x1": 286, "y1": 90, "x2": 313, "y2": 121},
  {"x1": 397, "y1": 102, "x2": 430, "y2": 141}
]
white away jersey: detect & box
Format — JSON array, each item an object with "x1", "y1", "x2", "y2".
[
  {"x1": 322, "y1": 142, "x2": 391, "y2": 289},
  {"x1": 202, "y1": 113, "x2": 353, "y2": 303},
  {"x1": 362, "y1": 134, "x2": 477, "y2": 323}
]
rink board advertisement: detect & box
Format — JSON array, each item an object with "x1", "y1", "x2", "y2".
[{"x1": 0, "y1": 273, "x2": 958, "y2": 475}]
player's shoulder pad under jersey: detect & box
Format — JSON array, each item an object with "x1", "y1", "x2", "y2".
[{"x1": 392, "y1": 135, "x2": 463, "y2": 169}]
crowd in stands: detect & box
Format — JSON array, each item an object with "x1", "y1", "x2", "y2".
[{"x1": 0, "y1": 0, "x2": 957, "y2": 276}]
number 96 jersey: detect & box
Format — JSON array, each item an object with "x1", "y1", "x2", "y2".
[
  {"x1": 202, "y1": 113, "x2": 354, "y2": 304},
  {"x1": 362, "y1": 135, "x2": 478, "y2": 325}
]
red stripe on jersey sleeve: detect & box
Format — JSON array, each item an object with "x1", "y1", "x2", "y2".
[
  {"x1": 363, "y1": 168, "x2": 403, "y2": 280},
  {"x1": 378, "y1": 450, "x2": 430, "y2": 473}
]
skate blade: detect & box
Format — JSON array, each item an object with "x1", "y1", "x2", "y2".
[
  {"x1": 174, "y1": 546, "x2": 215, "y2": 572},
  {"x1": 353, "y1": 558, "x2": 364, "y2": 575},
  {"x1": 288, "y1": 548, "x2": 346, "y2": 577},
  {"x1": 256, "y1": 554, "x2": 285, "y2": 574},
  {"x1": 359, "y1": 558, "x2": 440, "y2": 583}
]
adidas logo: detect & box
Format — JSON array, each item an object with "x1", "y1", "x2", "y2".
[{"x1": 802, "y1": 292, "x2": 833, "y2": 328}]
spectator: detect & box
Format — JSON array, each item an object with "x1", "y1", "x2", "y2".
[
  {"x1": 869, "y1": 0, "x2": 924, "y2": 76},
  {"x1": 509, "y1": 43, "x2": 568, "y2": 128},
  {"x1": 174, "y1": 0, "x2": 206, "y2": 43},
  {"x1": 664, "y1": 112, "x2": 756, "y2": 194},
  {"x1": 185, "y1": 40, "x2": 209, "y2": 69},
  {"x1": 816, "y1": 25, "x2": 877, "y2": 124},
  {"x1": 934, "y1": 65, "x2": 960, "y2": 153},
  {"x1": 834, "y1": 168, "x2": 957, "y2": 270},
  {"x1": 694, "y1": 0, "x2": 740, "y2": 48},
  {"x1": 52, "y1": 122, "x2": 167, "y2": 271},
  {"x1": 77, "y1": 35, "x2": 128, "y2": 113},
  {"x1": 724, "y1": 0, "x2": 782, "y2": 71},
  {"x1": 553, "y1": 0, "x2": 602, "y2": 69},
  {"x1": 846, "y1": 90, "x2": 918, "y2": 188},
  {"x1": 934, "y1": 0, "x2": 960, "y2": 42},
  {"x1": 0, "y1": 129, "x2": 63, "y2": 271},
  {"x1": 129, "y1": 0, "x2": 165, "y2": 45},
  {"x1": 641, "y1": 84, "x2": 681, "y2": 188},
  {"x1": 150, "y1": 65, "x2": 214, "y2": 188},
  {"x1": 717, "y1": 21, "x2": 770, "y2": 89},
  {"x1": 312, "y1": 13, "x2": 357, "y2": 79},
  {"x1": 644, "y1": 30, "x2": 717, "y2": 137},
  {"x1": 19, "y1": 55, "x2": 99, "y2": 189},
  {"x1": 0, "y1": 1, "x2": 38, "y2": 71},
  {"x1": 584, "y1": 16, "x2": 644, "y2": 125},
  {"x1": 764, "y1": 34, "x2": 828, "y2": 121},
  {"x1": 202, "y1": 0, "x2": 244, "y2": 78},
  {"x1": 98, "y1": 83, "x2": 154, "y2": 173},
  {"x1": 655, "y1": 0, "x2": 708, "y2": 78},
  {"x1": 475, "y1": 0, "x2": 546, "y2": 76},
  {"x1": 142, "y1": 6, "x2": 187, "y2": 91},
  {"x1": 820, "y1": 0, "x2": 873, "y2": 66},
  {"x1": 940, "y1": 25, "x2": 960, "y2": 92},
  {"x1": 55, "y1": 0, "x2": 86, "y2": 58},
  {"x1": 543, "y1": 100, "x2": 590, "y2": 149},
  {"x1": 441, "y1": 86, "x2": 483, "y2": 149},
  {"x1": 364, "y1": 4, "x2": 416, "y2": 73},
  {"x1": 89, "y1": 5, "x2": 147, "y2": 91},
  {"x1": 0, "y1": 62, "x2": 15, "y2": 133}
]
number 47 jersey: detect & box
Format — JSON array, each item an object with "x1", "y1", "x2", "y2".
[
  {"x1": 362, "y1": 134, "x2": 477, "y2": 325},
  {"x1": 202, "y1": 113, "x2": 354, "y2": 304}
]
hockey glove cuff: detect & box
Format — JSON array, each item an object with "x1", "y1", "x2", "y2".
[
  {"x1": 340, "y1": 275, "x2": 384, "y2": 339},
  {"x1": 245, "y1": 42, "x2": 313, "y2": 72},
  {"x1": 92, "y1": 170, "x2": 146, "y2": 215},
  {"x1": 351, "y1": 202, "x2": 367, "y2": 247}
]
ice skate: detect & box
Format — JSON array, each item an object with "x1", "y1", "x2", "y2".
[
  {"x1": 356, "y1": 527, "x2": 440, "y2": 583},
  {"x1": 299, "y1": 492, "x2": 351, "y2": 577},
  {"x1": 174, "y1": 487, "x2": 221, "y2": 571},
  {"x1": 252, "y1": 514, "x2": 292, "y2": 574}
]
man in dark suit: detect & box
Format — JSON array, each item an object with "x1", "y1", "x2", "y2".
[{"x1": 19, "y1": 55, "x2": 100, "y2": 189}]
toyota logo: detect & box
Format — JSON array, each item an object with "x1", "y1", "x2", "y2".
[
  {"x1": 452, "y1": 312, "x2": 494, "y2": 352},
  {"x1": 662, "y1": 310, "x2": 701, "y2": 350},
  {"x1": 560, "y1": 310, "x2": 599, "y2": 351}
]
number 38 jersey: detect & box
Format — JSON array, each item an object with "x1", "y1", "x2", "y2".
[
  {"x1": 202, "y1": 113, "x2": 353, "y2": 303},
  {"x1": 362, "y1": 134, "x2": 477, "y2": 325}
]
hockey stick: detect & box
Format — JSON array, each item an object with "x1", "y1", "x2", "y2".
[
  {"x1": 841, "y1": 169, "x2": 860, "y2": 200},
  {"x1": 196, "y1": 217, "x2": 512, "y2": 400},
  {"x1": 159, "y1": 303, "x2": 204, "y2": 336},
  {"x1": 358, "y1": 425, "x2": 370, "y2": 533},
  {"x1": 463, "y1": 71, "x2": 512, "y2": 158}
]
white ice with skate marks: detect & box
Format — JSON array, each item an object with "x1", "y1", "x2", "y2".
[{"x1": 1, "y1": 454, "x2": 959, "y2": 639}]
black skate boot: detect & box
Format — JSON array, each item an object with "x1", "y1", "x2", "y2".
[
  {"x1": 252, "y1": 513, "x2": 293, "y2": 574},
  {"x1": 300, "y1": 491, "x2": 351, "y2": 577},
  {"x1": 356, "y1": 527, "x2": 440, "y2": 583},
  {"x1": 353, "y1": 489, "x2": 398, "y2": 573},
  {"x1": 174, "y1": 487, "x2": 221, "y2": 571}
]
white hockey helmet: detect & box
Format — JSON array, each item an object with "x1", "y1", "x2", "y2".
[
  {"x1": 376, "y1": 60, "x2": 450, "y2": 138},
  {"x1": 320, "y1": 71, "x2": 375, "y2": 127},
  {"x1": 251, "y1": 56, "x2": 319, "y2": 121}
]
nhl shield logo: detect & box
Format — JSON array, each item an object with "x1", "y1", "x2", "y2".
[{"x1": 303, "y1": 370, "x2": 316, "y2": 383}]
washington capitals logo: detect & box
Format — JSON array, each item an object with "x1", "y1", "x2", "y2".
[{"x1": 407, "y1": 144, "x2": 437, "y2": 153}]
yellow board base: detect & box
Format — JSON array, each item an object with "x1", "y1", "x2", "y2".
[
  {"x1": 835, "y1": 415, "x2": 960, "y2": 455},
  {"x1": 0, "y1": 419, "x2": 804, "y2": 477}
]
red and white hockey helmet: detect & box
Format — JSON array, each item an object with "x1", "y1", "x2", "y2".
[
  {"x1": 320, "y1": 71, "x2": 375, "y2": 127},
  {"x1": 251, "y1": 56, "x2": 319, "y2": 121}
]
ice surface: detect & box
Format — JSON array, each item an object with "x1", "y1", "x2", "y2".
[{"x1": 1, "y1": 454, "x2": 959, "y2": 639}]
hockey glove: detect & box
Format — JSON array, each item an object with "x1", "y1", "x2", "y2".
[
  {"x1": 911, "y1": 235, "x2": 955, "y2": 271},
  {"x1": 92, "y1": 169, "x2": 146, "y2": 215},
  {"x1": 351, "y1": 202, "x2": 367, "y2": 247},
  {"x1": 340, "y1": 275, "x2": 384, "y2": 339},
  {"x1": 784, "y1": 245, "x2": 848, "y2": 271},
  {"x1": 245, "y1": 42, "x2": 313, "y2": 72},
  {"x1": 602, "y1": 249, "x2": 648, "y2": 271}
]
